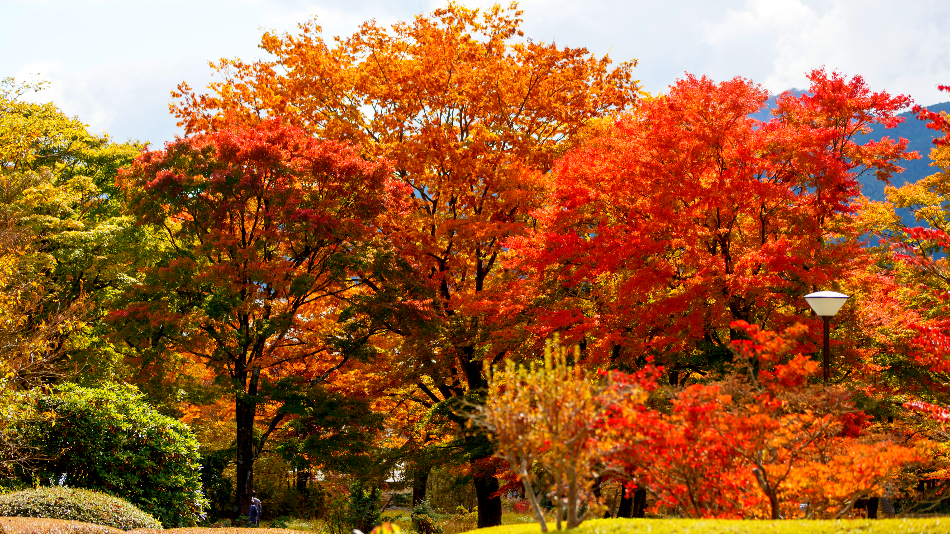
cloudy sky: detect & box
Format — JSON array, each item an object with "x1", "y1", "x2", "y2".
[{"x1": 4, "y1": 0, "x2": 949, "y2": 146}]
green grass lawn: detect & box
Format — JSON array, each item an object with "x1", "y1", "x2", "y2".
[{"x1": 466, "y1": 517, "x2": 950, "y2": 534}]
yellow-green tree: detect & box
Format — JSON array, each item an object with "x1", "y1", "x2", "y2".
[
  {"x1": 475, "y1": 336, "x2": 652, "y2": 530},
  {"x1": 0, "y1": 77, "x2": 142, "y2": 388}
]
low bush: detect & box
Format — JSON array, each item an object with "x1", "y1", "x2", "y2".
[
  {"x1": 411, "y1": 500, "x2": 443, "y2": 534},
  {"x1": 11, "y1": 384, "x2": 207, "y2": 527},
  {"x1": 0, "y1": 487, "x2": 161, "y2": 530}
]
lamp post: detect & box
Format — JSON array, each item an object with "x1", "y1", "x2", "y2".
[{"x1": 804, "y1": 291, "x2": 849, "y2": 384}]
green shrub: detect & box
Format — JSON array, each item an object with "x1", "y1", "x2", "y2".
[
  {"x1": 198, "y1": 447, "x2": 234, "y2": 524},
  {"x1": 323, "y1": 493, "x2": 351, "y2": 534},
  {"x1": 351, "y1": 482, "x2": 383, "y2": 533},
  {"x1": 270, "y1": 515, "x2": 292, "y2": 529},
  {"x1": 411, "y1": 500, "x2": 443, "y2": 534},
  {"x1": 0, "y1": 486, "x2": 161, "y2": 530},
  {"x1": 11, "y1": 383, "x2": 207, "y2": 527}
]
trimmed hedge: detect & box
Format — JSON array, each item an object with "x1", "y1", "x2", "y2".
[
  {"x1": 470, "y1": 517, "x2": 950, "y2": 534},
  {"x1": 0, "y1": 487, "x2": 161, "y2": 530},
  {"x1": 0, "y1": 516, "x2": 123, "y2": 534}
]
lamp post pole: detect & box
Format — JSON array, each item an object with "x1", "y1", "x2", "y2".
[
  {"x1": 822, "y1": 315, "x2": 830, "y2": 384},
  {"x1": 804, "y1": 291, "x2": 849, "y2": 385}
]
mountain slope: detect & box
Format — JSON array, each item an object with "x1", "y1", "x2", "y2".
[
  {"x1": 854, "y1": 101, "x2": 950, "y2": 202},
  {"x1": 750, "y1": 92, "x2": 948, "y2": 202}
]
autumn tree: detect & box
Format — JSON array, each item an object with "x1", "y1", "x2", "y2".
[
  {"x1": 114, "y1": 118, "x2": 393, "y2": 518},
  {"x1": 0, "y1": 77, "x2": 142, "y2": 388},
  {"x1": 858, "y1": 85, "x2": 950, "y2": 509},
  {"x1": 866, "y1": 86, "x2": 950, "y2": 374},
  {"x1": 602, "y1": 322, "x2": 928, "y2": 519},
  {"x1": 171, "y1": 3, "x2": 640, "y2": 525},
  {"x1": 474, "y1": 336, "x2": 657, "y2": 530},
  {"x1": 726, "y1": 322, "x2": 927, "y2": 519},
  {"x1": 508, "y1": 70, "x2": 915, "y2": 382}
]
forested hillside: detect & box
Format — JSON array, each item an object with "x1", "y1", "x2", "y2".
[
  {"x1": 856, "y1": 101, "x2": 950, "y2": 201},
  {"x1": 756, "y1": 92, "x2": 950, "y2": 201}
]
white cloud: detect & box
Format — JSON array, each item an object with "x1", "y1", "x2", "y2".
[
  {"x1": 257, "y1": 2, "x2": 413, "y2": 45},
  {"x1": 16, "y1": 58, "x2": 212, "y2": 145},
  {"x1": 702, "y1": 0, "x2": 950, "y2": 104},
  {"x1": 5, "y1": 0, "x2": 950, "y2": 146}
]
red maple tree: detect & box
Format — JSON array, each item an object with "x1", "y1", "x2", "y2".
[
  {"x1": 113, "y1": 118, "x2": 394, "y2": 516},
  {"x1": 508, "y1": 69, "x2": 915, "y2": 379}
]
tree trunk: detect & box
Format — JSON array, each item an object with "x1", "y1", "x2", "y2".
[
  {"x1": 632, "y1": 487, "x2": 647, "y2": 518},
  {"x1": 617, "y1": 484, "x2": 639, "y2": 518},
  {"x1": 566, "y1": 475, "x2": 581, "y2": 528},
  {"x1": 461, "y1": 344, "x2": 501, "y2": 528},
  {"x1": 616, "y1": 485, "x2": 647, "y2": 518},
  {"x1": 234, "y1": 366, "x2": 260, "y2": 520},
  {"x1": 617, "y1": 489, "x2": 633, "y2": 518},
  {"x1": 867, "y1": 497, "x2": 879, "y2": 519},
  {"x1": 753, "y1": 465, "x2": 781, "y2": 519},
  {"x1": 412, "y1": 466, "x2": 430, "y2": 506},
  {"x1": 473, "y1": 469, "x2": 503, "y2": 528},
  {"x1": 519, "y1": 461, "x2": 547, "y2": 533},
  {"x1": 295, "y1": 470, "x2": 311, "y2": 494}
]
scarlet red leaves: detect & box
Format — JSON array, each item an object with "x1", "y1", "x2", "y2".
[
  {"x1": 509, "y1": 70, "x2": 915, "y2": 371},
  {"x1": 504, "y1": 327, "x2": 928, "y2": 521},
  {"x1": 115, "y1": 117, "x2": 394, "y2": 514}
]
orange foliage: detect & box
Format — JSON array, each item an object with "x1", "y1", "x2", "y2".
[
  {"x1": 169, "y1": 6, "x2": 641, "y2": 524},
  {"x1": 601, "y1": 323, "x2": 929, "y2": 519},
  {"x1": 170, "y1": 3, "x2": 641, "y2": 387}
]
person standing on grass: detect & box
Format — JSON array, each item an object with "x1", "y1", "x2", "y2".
[{"x1": 249, "y1": 491, "x2": 262, "y2": 526}]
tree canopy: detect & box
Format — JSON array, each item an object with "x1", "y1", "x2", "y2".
[{"x1": 5, "y1": 3, "x2": 950, "y2": 527}]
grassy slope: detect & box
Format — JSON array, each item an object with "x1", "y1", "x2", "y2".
[{"x1": 469, "y1": 517, "x2": 950, "y2": 534}]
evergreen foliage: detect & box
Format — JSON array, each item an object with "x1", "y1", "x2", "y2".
[{"x1": 11, "y1": 383, "x2": 207, "y2": 527}]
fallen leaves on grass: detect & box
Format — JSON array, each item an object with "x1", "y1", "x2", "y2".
[{"x1": 0, "y1": 517, "x2": 122, "y2": 534}]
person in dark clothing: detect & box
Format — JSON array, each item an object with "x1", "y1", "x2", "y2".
[{"x1": 249, "y1": 491, "x2": 262, "y2": 526}]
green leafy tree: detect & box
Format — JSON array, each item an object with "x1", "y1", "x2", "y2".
[
  {"x1": 11, "y1": 383, "x2": 207, "y2": 527},
  {"x1": 0, "y1": 77, "x2": 145, "y2": 389}
]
